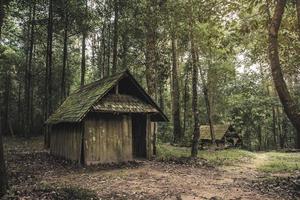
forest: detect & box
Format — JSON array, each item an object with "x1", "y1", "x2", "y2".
[{"x1": 0, "y1": 0, "x2": 300, "y2": 199}]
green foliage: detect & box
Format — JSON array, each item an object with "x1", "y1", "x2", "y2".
[
  {"x1": 257, "y1": 152, "x2": 300, "y2": 173},
  {"x1": 47, "y1": 72, "x2": 123, "y2": 124},
  {"x1": 157, "y1": 144, "x2": 254, "y2": 166},
  {"x1": 0, "y1": 0, "x2": 299, "y2": 150}
]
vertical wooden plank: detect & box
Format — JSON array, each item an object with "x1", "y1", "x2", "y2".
[
  {"x1": 146, "y1": 115, "x2": 153, "y2": 159},
  {"x1": 128, "y1": 115, "x2": 132, "y2": 160},
  {"x1": 82, "y1": 113, "x2": 136, "y2": 165}
]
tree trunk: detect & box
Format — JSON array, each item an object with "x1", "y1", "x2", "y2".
[
  {"x1": 44, "y1": 0, "x2": 53, "y2": 148},
  {"x1": 81, "y1": 32, "x2": 86, "y2": 87},
  {"x1": 25, "y1": 0, "x2": 36, "y2": 137},
  {"x1": 197, "y1": 51, "x2": 216, "y2": 145},
  {"x1": 112, "y1": 0, "x2": 119, "y2": 74},
  {"x1": 272, "y1": 106, "x2": 277, "y2": 147},
  {"x1": 190, "y1": 38, "x2": 200, "y2": 157},
  {"x1": 145, "y1": 0, "x2": 158, "y2": 155},
  {"x1": 17, "y1": 82, "x2": 21, "y2": 131},
  {"x1": 257, "y1": 125, "x2": 262, "y2": 151},
  {"x1": 91, "y1": 33, "x2": 96, "y2": 67},
  {"x1": 0, "y1": 18, "x2": 9, "y2": 191},
  {"x1": 183, "y1": 68, "x2": 189, "y2": 136},
  {"x1": 101, "y1": 23, "x2": 106, "y2": 77},
  {"x1": 171, "y1": 36, "x2": 182, "y2": 143},
  {"x1": 2, "y1": 66, "x2": 10, "y2": 136},
  {"x1": 280, "y1": 115, "x2": 288, "y2": 148},
  {"x1": 107, "y1": 22, "x2": 111, "y2": 76},
  {"x1": 0, "y1": 115, "x2": 8, "y2": 197},
  {"x1": 267, "y1": 83, "x2": 278, "y2": 148},
  {"x1": 81, "y1": 0, "x2": 88, "y2": 87},
  {"x1": 121, "y1": 28, "x2": 129, "y2": 69},
  {"x1": 268, "y1": 0, "x2": 300, "y2": 149},
  {"x1": 205, "y1": 42, "x2": 216, "y2": 145},
  {"x1": 96, "y1": 34, "x2": 103, "y2": 78},
  {"x1": 61, "y1": 0, "x2": 68, "y2": 101}
]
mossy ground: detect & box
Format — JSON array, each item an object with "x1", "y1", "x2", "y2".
[
  {"x1": 256, "y1": 152, "x2": 300, "y2": 173},
  {"x1": 157, "y1": 144, "x2": 255, "y2": 166},
  {"x1": 157, "y1": 144, "x2": 300, "y2": 173}
]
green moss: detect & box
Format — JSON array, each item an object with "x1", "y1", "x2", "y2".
[
  {"x1": 156, "y1": 144, "x2": 190, "y2": 159},
  {"x1": 198, "y1": 148, "x2": 254, "y2": 166},
  {"x1": 46, "y1": 72, "x2": 124, "y2": 124},
  {"x1": 156, "y1": 144, "x2": 254, "y2": 166},
  {"x1": 257, "y1": 152, "x2": 300, "y2": 173}
]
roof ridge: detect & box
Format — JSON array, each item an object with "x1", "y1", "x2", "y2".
[
  {"x1": 73, "y1": 70, "x2": 127, "y2": 94},
  {"x1": 46, "y1": 69, "x2": 168, "y2": 124}
]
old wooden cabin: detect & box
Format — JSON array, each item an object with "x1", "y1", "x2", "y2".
[
  {"x1": 200, "y1": 124, "x2": 242, "y2": 147},
  {"x1": 46, "y1": 70, "x2": 167, "y2": 165}
]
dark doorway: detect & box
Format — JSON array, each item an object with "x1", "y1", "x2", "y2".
[{"x1": 132, "y1": 114, "x2": 146, "y2": 158}]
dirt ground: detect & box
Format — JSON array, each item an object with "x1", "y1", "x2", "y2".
[{"x1": 3, "y1": 137, "x2": 299, "y2": 200}]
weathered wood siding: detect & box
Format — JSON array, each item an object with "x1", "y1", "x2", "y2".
[
  {"x1": 84, "y1": 114, "x2": 132, "y2": 165},
  {"x1": 146, "y1": 115, "x2": 155, "y2": 159},
  {"x1": 50, "y1": 123, "x2": 83, "y2": 163}
]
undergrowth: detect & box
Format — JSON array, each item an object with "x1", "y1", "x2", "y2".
[
  {"x1": 157, "y1": 144, "x2": 254, "y2": 166},
  {"x1": 257, "y1": 152, "x2": 300, "y2": 173}
]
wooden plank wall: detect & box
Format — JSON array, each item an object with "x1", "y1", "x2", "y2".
[
  {"x1": 146, "y1": 115, "x2": 155, "y2": 159},
  {"x1": 84, "y1": 114, "x2": 132, "y2": 165},
  {"x1": 50, "y1": 123, "x2": 83, "y2": 163}
]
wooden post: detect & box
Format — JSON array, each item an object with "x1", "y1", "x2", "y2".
[
  {"x1": 146, "y1": 114, "x2": 153, "y2": 159},
  {"x1": 115, "y1": 84, "x2": 119, "y2": 94}
]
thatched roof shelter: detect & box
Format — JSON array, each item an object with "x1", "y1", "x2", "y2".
[
  {"x1": 200, "y1": 124, "x2": 242, "y2": 146},
  {"x1": 200, "y1": 124, "x2": 231, "y2": 140}
]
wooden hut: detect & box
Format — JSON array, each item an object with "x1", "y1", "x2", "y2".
[
  {"x1": 46, "y1": 70, "x2": 168, "y2": 165},
  {"x1": 200, "y1": 124, "x2": 242, "y2": 147}
]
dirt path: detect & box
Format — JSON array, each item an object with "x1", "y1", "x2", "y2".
[
  {"x1": 240, "y1": 153, "x2": 268, "y2": 170},
  {"x1": 4, "y1": 138, "x2": 296, "y2": 200},
  {"x1": 42, "y1": 156, "x2": 281, "y2": 200},
  {"x1": 222, "y1": 152, "x2": 268, "y2": 177}
]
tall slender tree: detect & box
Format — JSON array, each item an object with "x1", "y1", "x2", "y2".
[
  {"x1": 145, "y1": 0, "x2": 159, "y2": 155},
  {"x1": 188, "y1": 0, "x2": 201, "y2": 157},
  {"x1": 61, "y1": 0, "x2": 68, "y2": 101},
  {"x1": 25, "y1": 0, "x2": 36, "y2": 137},
  {"x1": 268, "y1": 0, "x2": 300, "y2": 148},
  {"x1": 45, "y1": 0, "x2": 54, "y2": 148},
  {"x1": 171, "y1": 35, "x2": 182, "y2": 143},
  {"x1": 112, "y1": 0, "x2": 119, "y2": 74},
  {"x1": 205, "y1": 41, "x2": 216, "y2": 145},
  {"x1": 0, "y1": 117, "x2": 8, "y2": 197},
  {"x1": 190, "y1": 39, "x2": 200, "y2": 157},
  {"x1": 0, "y1": 2, "x2": 9, "y2": 196},
  {"x1": 81, "y1": 0, "x2": 88, "y2": 87}
]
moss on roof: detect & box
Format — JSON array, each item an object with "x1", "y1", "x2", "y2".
[
  {"x1": 46, "y1": 70, "x2": 168, "y2": 124},
  {"x1": 93, "y1": 94, "x2": 158, "y2": 113},
  {"x1": 46, "y1": 72, "x2": 124, "y2": 124},
  {"x1": 200, "y1": 124, "x2": 230, "y2": 140}
]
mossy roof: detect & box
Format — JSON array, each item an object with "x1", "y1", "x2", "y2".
[
  {"x1": 93, "y1": 94, "x2": 158, "y2": 113},
  {"x1": 46, "y1": 70, "x2": 168, "y2": 124},
  {"x1": 46, "y1": 72, "x2": 124, "y2": 124},
  {"x1": 200, "y1": 124, "x2": 231, "y2": 140}
]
